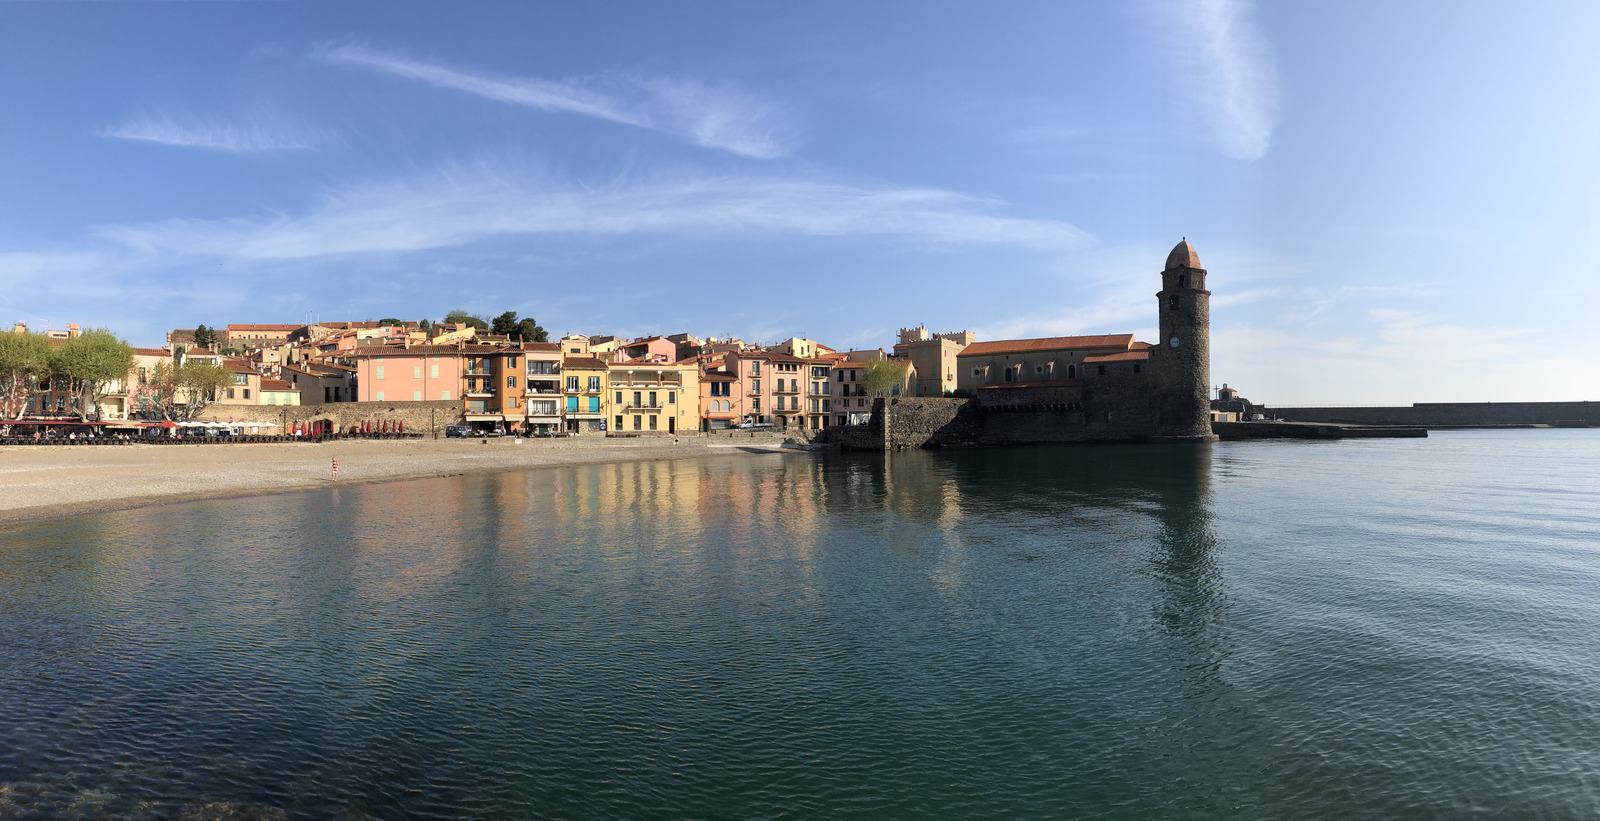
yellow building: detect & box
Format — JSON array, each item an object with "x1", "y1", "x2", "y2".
[
  {"x1": 607, "y1": 360, "x2": 700, "y2": 435},
  {"x1": 260, "y1": 378, "x2": 302, "y2": 406},
  {"x1": 561, "y1": 356, "x2": 610, "y2": 434}
]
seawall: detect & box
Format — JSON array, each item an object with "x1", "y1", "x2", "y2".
[{"x1": 1264, "y1": 401, "x2": 1599, "y2": 428}]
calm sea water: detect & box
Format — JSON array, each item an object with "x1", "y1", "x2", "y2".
[{"x1": 1, "y1": 430, "x2": 1598, "y2": 819}]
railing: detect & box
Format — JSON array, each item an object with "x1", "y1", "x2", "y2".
[
  {"x1": 622, "y1": 403, "x2": 663, "y2": 411},
  {"x1": 466, "y1": 387, "x2": 497, "y2": 397},
  {"x1": 465, "y1": 367, "x2": 491, "y2": 375}
]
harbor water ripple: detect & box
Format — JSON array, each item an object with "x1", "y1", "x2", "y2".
[{"x1": 1, "y1": 430, "x2": 1598, "y2": 818}]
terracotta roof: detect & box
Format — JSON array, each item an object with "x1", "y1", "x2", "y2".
[
  {"x1": 133, "y1": 347, "x2": 170, "y2": 357},
  {"x1": 523, "y1": 342, "x2": 561, "y2": 352},
  {"x1": 1082, "y1": 350, "x2": 1151, "y2": 363},
  {"x1": 260, "y1": 379, "x2": 297, "y2": 391},
  {"x1": 349, "y1": 344, "x2": 497, "y2": 357},
  {"x1": 1165, "y1": 239, "x2": 1202, "y2": 271},
  {"x1": 223, "y1": 358, "x2": 256, "y2": 374},
  {"x1": 186, "y1": 348, "x2": 218, "y2": 356},
  {"x1": 562, "y1": 356, "x2": 609, "y2": 370},
  {"x1": 977, "y1": 379, "x2": 1085, "y2": 390},
  {"x1": 227, "y1": 324, "x2": 302, "y2": 331},
  {"x1": 958, "y1": 334, "x2": 1134, "y2": 357}
]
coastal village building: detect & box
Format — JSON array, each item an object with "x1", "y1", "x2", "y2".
[
  {"x1": 225, "y1": 324, "x2": 301, "y2": 350},
  {"x1": 352, "y1": 345, "x2": 463, "y2": 403},
  {"x1": 522, "y1": 342, "x2": 563, "y2": 436},
  {"x1": 216, "y1": 358, "x2": 262, "y2": 405},
  {"x1": 608, "y1": 360, "x2": 698, "y2": 434},
  {"x1": 280, "y1": 364, "x2": 354, "y2": 405},
  {"x1": 561, "y1": 356, "x2": 609, "y2": 434},
  {"x1": 956, "y1": 334, "x2": 1143, "y2": 403},
  {"x1": 259, "y1": 379, "x2": 300, "y2": 406},
  {"x1": 721, "y1": 349, "x2": 771, "y2": 426},
  {"x1": 695, "y1": 357, "x2": 740, "y2": 430},
  {"x1": 806, "y1": 360, "x2": 834, "y2": 430},
  {"x1": 765, "y1": 353, "x2": 809, "y2": 429},
  {"x1": 894, "y1": 326, "x2": 973, "y2": 396},
  {"x1": 832, "y1": 360, "x2": 873, "y2": 426},
  {"x1": 616, "y1": 336, "x2": 677, "y2": 363}
]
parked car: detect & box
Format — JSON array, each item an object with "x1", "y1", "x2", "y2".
[{"x1": 445, "y1": 425, "x2": 470, "y2": 438}]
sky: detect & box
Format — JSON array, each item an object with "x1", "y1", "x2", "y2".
[{"x1": 3, "y1": 1, "x2": 1598, "y2": 404}]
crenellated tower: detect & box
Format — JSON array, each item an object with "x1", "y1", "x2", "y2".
[{"x1": 1152, "y1": 238, "x2": 1215, "y2": 441}]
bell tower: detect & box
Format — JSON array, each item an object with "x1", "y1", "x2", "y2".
[{"x1": 1153, "y1": 238, "x2": 1215, "y2": 441}]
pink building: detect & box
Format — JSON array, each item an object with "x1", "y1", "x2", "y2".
[
  {"x1": 615, "y1": 336, "x2": 677, "y2": 363},
  {"x1": 352, "y1": 345, "x2": 466, "y2": 403},
  {"x1": 720, "y1": 349, "x2": 772, "y2": 426}
]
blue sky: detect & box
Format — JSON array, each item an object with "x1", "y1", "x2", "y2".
[{"x1": 3, "y1": 1, "x2": 1598, "y2": 403}]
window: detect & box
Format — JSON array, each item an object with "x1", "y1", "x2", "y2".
[
  {"x1": 267, "y1": 394, "x2": 276, "y2": 405},
  {"x1": 823, "y1": 399, "x2": 830, "y2": 412},
  {"x1": 1004, "y1": 368, "x2": 1013, "y2": 383},
  {"x1": 376, "y1": 391, "x2": 385, "y2": 401},
  {"x1": 587, "y1": 376, "x2": 601, "y2": 392},
  {"x1": 649, "y1": 391, "x2": 657, "y2": 407},
  {"x1": 375, "y1": 365, "x2": 384, "y2": 379},
  {"x1": 138, "y1": 367, "x2": 148, "y2": 384},
  {"x1": 750, "y1": 361, "x2": 760, "y2": 375},
  {"x1": 227, "y1": 388, "x2": 235, "y2": 399},
  {"x1": 1097, "y1": 365, "x2": 1106, "y2": 375},
  {"x1": 616, "y1": 415, "x2": 624, "y2": 429},
  {"x1": 648, "y1": 415, "x2": 657, "y2": 430},
  {"x1": 507, "y1": 376, "x2": 517, "y2": 388},
  {"x1": 413, "y1": 365, "x2": 422, "y2": 379},
  {"x1": 529, "y1": 361, "x2": 554, "y2": 374},
  {"x1": 633, "y1": 415, "x2": 642, "y2": 430},
  {"x1": 1178, "y1": 274, "x2": 1188, "y2": 288},
  {"x1": 837, "y1": 371, "x2": 845, "y2": 381},
  {"x1": 411, "y1": 390, "x2": 421, "y2": 401},
  {"x1": 566, "y1": 376, "x2": 579, "y2": 392},
  {"x1": 751, "y1": 378, "x2": 760, "y2": 393},
  {"x1": 570, "y1": 347, "x2": 581, "y2": 354},
  {"x1": 509, "y1": 397, "x2": 518, "y2": 408},
  {"x1": 588, "y1": 396, "x2": 600, "y2": 413},
  {"x1": 751, "y1": 398, "x2": 761, "y2": 412},
  {"x1": 431, "y1": 364, "x2": 439, "y2": 379},
  {"x1": 509, "y1": 356, "x2": 518, "y2": 369},
  {"x1": 972, "y1": 368, "x2": 983, "y2": 377},
  {"x1": 234, "y1": 372, "x2": 248, "y2": 385},
  {"x1": 616, "y1": 391, "x2": 623, "y2": 404},
  {"x1": 668, "y1": 392, "x2": 675, "y2": 404},
  {"x1": 441, "y1": 390, "x2": 451, "y2": 401},
  {"x1": 1170, "y1": 296, "x2": 1178, "y2": 310},
  {"x1": 1133, "y1": 364, "x2": 1141, "y2": 374},
  {"x1": 633, "y1": 391, "x2": 642, "y2": 408},
  {"x1": 1067, "y1": 364, "x2": 1076, "y2": 379},
  {"x1": 566, "y1": 396, "x2": 579, "y2": 412}
]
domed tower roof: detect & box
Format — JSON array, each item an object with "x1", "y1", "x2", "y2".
[{"x1": 1165, "y1": 238, "x2": 1202, "y2": 271}]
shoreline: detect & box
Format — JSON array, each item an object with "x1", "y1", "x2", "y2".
[{"x1": 0, "y1": 437, "x2": 806, "y2": 524}]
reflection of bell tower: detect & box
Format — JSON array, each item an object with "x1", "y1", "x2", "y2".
[{"x1": 1153, "y1": 239, "x2": 1215, "y2": 441}]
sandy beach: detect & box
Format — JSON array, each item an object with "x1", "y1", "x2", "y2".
[{"x1": 0, "y1": 435, "x2": 803, "y2": 522}]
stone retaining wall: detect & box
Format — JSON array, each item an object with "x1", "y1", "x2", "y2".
[{"x1": 197, "y1": 400, "x2": 463, "y2": 433}]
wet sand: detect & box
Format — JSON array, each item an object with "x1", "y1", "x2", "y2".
[{"x1": 0, "y1": 436, "x2": 802, "y2": 522}]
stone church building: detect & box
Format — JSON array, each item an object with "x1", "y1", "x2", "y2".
[{"x1": 955, "y1": 239, "x2": 1215, "y2": 443}]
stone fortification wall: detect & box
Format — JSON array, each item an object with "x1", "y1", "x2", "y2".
[
  {"x1": 1267, "y1": 402, "x2": 1600, "y2": 427},
  {"x1": 885, "y1": 397, "x2": 983, "y2": 449},
  {"x1": 197, "y1": 400, "x2": 463, "y2": 433}
]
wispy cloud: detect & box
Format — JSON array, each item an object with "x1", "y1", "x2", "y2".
[
  {"x1": 317, "y1": 43, "x2": 792, "y2": 158},
  {"x1": 99, "y1": 115, "x2": 320, "y2": 153},
  {"x1": 95, "y1": 168, "x2": 1088, "y2": 260},
  {"x1": 1146, "y1": 0, "x2": 1278, "y2": 161}
]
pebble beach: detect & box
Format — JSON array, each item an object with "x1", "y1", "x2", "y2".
[{"x1": 0, "y1": 436, "x2": 799, "y2": 522}]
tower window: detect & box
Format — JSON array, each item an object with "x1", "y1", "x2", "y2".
[
  {"x1": 1179, "y1": 274, "x2": 1189, "y2": 288},
  {"x1": 1097, "y1": 365, "x2": 1107, "y2": 376},
  {"x1": 1170, "y1": 296, "x2": 1179, "y2": 310}
]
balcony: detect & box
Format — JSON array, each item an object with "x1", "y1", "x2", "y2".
[
  {"x1": 466, "y1": 387, "x2": 497, "y2": 398},
  {"x1": 622, "y1": 403, "x2": 663, "y2": 412},
  {"x1": 465, "y1": 367, "x2": 492, "y2": 376}
]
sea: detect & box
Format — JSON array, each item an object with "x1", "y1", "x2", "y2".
[{"x1": 1, "y1": 429, "x2": 1597, "y2": 819}]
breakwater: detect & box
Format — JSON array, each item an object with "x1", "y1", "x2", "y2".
[{"x1": 1263, "y1": 401, "x2": 1598, "y2": 428}]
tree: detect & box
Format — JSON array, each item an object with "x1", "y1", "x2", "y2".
[
  {"x1": 51, "y1": 328, "x2": 135, "y2": 422},
  {"x1": 516, "y1": 317, "x2": 549, "y2": 343},
  {"x1": 860, "y1": 358, "x2": 910, "y2": 399},
  {"x1": 193, "y1": 324, "x2": 217, "y2": 350},
  {"x1": 419, "y1": 318, "x2": 432, "y2": 333},
  {"x1": 444, "y1": 310, "x2": 488, "y2": 331},
  {"x1": 150, "y1": 360, "x2": 231, "y2": 422},
  {"x1": 0, "y1": 331, "x2": 53, "y2": 424},
  {"x1": 490, "y1": 311, "x2": 520, "y2": 336},
  {"x1": 377, "y1": 318, "x2": 405, "y2": 327}
]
